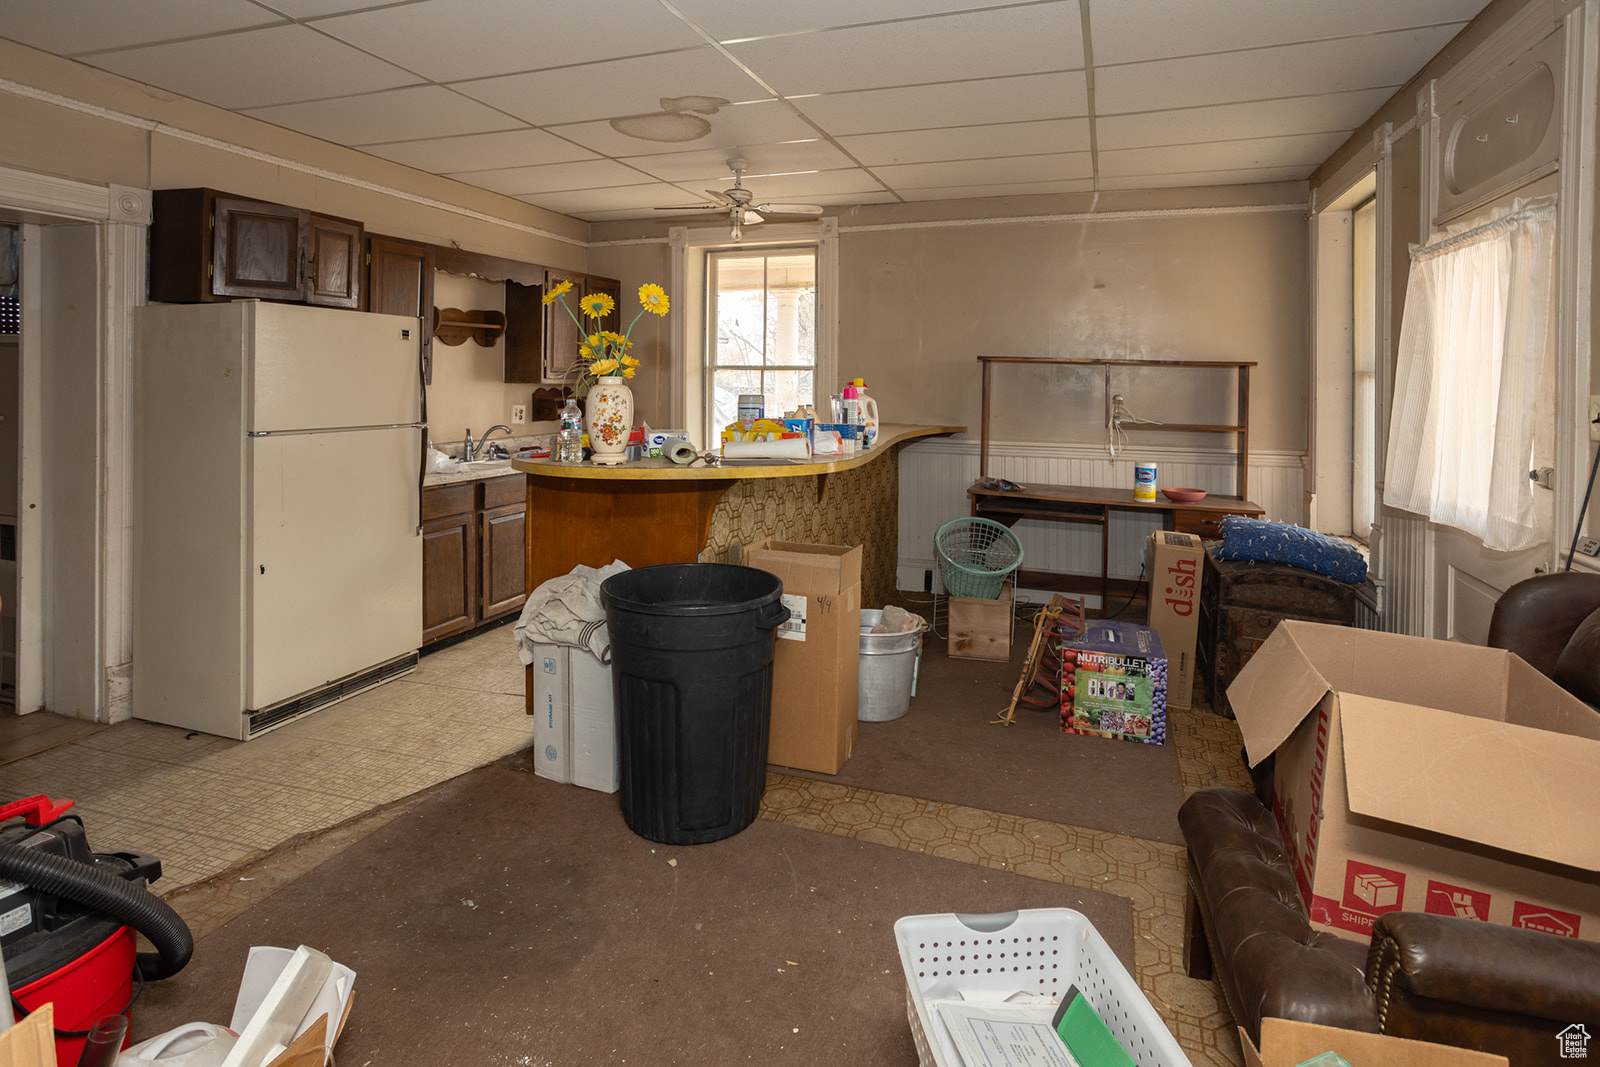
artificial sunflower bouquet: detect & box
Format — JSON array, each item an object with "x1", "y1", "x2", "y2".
[{"x1": 543, "y1": 280, "x2": 670, "y2": 395}]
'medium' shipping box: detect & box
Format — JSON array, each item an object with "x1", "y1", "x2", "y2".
[
  {"x1": 744, "y1": 539, "x2": 861, "y2": 774},
  {"x1": 1229, "y1": 620, "x2": 1600, "y2": 941},
  {"x1": 530, "y1": 643, "x2": 618, "y2": 793},
  {"x1": 1145, "y1": 531, "x2": 1204, "y2": 709},
  {"x1": 1240, "y1": 1019, "x2": 1508, "y2": 1067}
]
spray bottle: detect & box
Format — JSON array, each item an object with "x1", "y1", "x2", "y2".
[
  {"x1": 849, "y1": 378, "x2": 879, "y2": 448},
  {"x1": 840, "y1": 382, "x2": 861, "y2": 455}
]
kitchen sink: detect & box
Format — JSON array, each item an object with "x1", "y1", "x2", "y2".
[{"x1": 460, "y1": 458, "x2": 513, "y2": 470}]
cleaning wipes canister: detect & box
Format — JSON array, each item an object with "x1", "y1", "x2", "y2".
[{"x1": 1134, "y1": 462, "x2": 1158, "y2": 501}]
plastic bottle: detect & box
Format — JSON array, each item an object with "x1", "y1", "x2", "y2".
[
  {"x1": 841, "y1": 383, "x2": 861, "y2": 455},
  {"x1": 557, "y1": 398, "x2": 584, "y2": 464},
  {"x1": 849, "y1": 377, "x2": 879, "y2": 448}
]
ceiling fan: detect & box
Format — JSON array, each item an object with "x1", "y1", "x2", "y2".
[{"x1": 659, "y1": 157, "x2": 823, "y2": 240}]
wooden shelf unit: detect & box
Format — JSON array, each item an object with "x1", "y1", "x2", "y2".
[{"x1": 977, "y1": 356, "x2": 1255, "y2": 501}]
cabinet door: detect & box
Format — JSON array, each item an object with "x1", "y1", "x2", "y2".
[
  {"x1": 423, "y1": 507, "x2": 477, "y2": 644},
  {"x1": 212, "y1": 197, "x2": 306, "y2": 301},
  {"x1": 587, "y1": 275, "x2": 623, "y2": 334},
  {"x1": 542, "y1": 267, "x2": 585, "y2": 384},
  {"x1": 503, "y1": 279, "x2": 544, "y2": 384},
  {"x1": 305, "y1": 214, "x2": 363, "y2": 309},
  {"x1": 480, "y1": 501, "x2": 527, "y2": 621},
  {"x1": 368, "y1": 235, "x2": 435, "y2": 381}
]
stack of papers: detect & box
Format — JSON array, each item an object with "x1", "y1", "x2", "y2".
[{"x1": 932, "y1": 986, "x2": 1137, "y2": 1067}]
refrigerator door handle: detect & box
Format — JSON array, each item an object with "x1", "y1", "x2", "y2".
[{"x1": 248, "y1": 422, "x2": 426, "y2": 438}]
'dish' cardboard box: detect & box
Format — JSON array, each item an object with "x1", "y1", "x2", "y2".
[
  {"x1": 744, "y1": 539, "x2": 861, "y2": 774},
  {"x1": 1240, "y1": 1020, "x2": 1508, "y2": 1067},
  {"x1": 1145, "y1": 531, "x2": 1204, "y2": 709},
  {"x1": 529, "y1": 643, "x2": 619, "y2": 793},
  {"x1": 1229, "y1": 620, "x2": 1600, "y2": 942}
]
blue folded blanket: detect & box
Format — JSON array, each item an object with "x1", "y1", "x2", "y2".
[{"x1": 1213, "y1": 516, "x2": 1368, "y2": 584}]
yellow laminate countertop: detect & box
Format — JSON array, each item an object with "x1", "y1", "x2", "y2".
[{"x1": 509, "y1": 423, "x2": 963, "y2": 481}]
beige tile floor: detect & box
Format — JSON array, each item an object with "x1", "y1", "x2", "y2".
[{"x1": 0, "y1": 623, "x2": 1252, "y2": 1066}]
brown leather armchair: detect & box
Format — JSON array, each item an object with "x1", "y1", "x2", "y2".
[
  {"x1": 1487, "y1": 571, "x2": 1600, "y2": 704},
  {"x1": 1180, "y1": 787, "x2": 1600, "y2": 1063}
]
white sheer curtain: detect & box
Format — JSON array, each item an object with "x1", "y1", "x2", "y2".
[{"x1": 1384, "y1": 197, "x2": 1556, "y2": 552}]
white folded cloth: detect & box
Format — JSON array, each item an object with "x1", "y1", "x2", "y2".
[{"x1": 512, "y1": 560, "x2": 631, "y2": 665}]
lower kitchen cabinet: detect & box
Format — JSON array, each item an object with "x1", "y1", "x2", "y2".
[{"x1": 422, "y1": 476, "x2": 526, "y2": 646}]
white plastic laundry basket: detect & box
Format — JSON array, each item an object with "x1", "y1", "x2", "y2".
[{"x1": 894, "y1": 908, "x2": 1192, "y2": 1067}]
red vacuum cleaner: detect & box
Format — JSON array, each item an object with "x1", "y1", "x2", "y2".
[{"x1": 1, "y1": 794, "x2": 194, "y2": 1066}]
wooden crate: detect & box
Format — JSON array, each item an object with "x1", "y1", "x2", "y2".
[{"x1": 948, "y1": 583, "x2": 1014, "y2": 661}]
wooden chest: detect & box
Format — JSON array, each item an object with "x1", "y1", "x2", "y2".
[{"x1": 1197, "y1": 551, "x2": 1360, "y2": 717}]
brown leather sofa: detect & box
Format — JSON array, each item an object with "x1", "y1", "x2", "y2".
[
  {"x1": 1486, "y1": 571, "x2": 1600, "y2": 705},
  {"x1": 1180, "y1": 787, "x2": 1600, "y2": 1063}
]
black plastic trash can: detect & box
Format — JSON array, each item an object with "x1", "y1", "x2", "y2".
[{"x1": 600, "y1": 563, "x2": 789, "y2": 845}]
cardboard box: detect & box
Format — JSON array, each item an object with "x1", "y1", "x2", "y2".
[
  {"x1": 948, "y1": 585, "x2": 1013, "y2": 661},
  {"x1": 1229, "y1": 620, "x2": 1600, "y2": 942},
  {"x1": 1240, "y1": 1019, "x2": 1508, "y2": 1067},
  {"x1": 530, "y1": 643, "x2": 619, "y2": 793},
  {"x1": 1146, "y1": 531, "x2": 1203, "y2": 709},
  {"x1": 1059, "y1": 620, "x2": 1167, "y2": 744},
  {"x1": 744, "y1": 539, "x2": 861, "y2": 774}
]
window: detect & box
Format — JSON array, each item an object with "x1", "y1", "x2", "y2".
[
  {"x1": 704, "y1": 248, "x2": 815, "y2": 443},
  {"x1": 1351, "y1": 197, "x2": 1377, "y2": 540},
  {"x1": 668, "y1": 220, "x2": 837, "y2": 446}
]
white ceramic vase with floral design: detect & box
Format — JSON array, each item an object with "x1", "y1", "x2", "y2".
[{"x1": 585, "y1": 376, "x2": 633, "y2": 465}]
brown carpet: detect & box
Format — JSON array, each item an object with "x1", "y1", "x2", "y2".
[
  {"x1": 783, "y1": 611, "x2": 1186, "y2": 844},
  {"x1": 136, "y1": 759, "x2": 1134, "y2": 1065}
]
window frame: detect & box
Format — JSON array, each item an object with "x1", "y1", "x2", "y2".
[
  {"x1": 668, "y1": 220, "x2": 838, "y2": 445},
  {"x1": 703, "y1": 245, "x2": 819, "y2": 445}
]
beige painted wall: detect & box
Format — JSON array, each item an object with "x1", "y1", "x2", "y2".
[
  {"x1": 837, "y1": 209, "x2": 1308, "y2": 451},
  {"x1": 592, "y1": 194, "x2": 1310, "y2": 453},
  {"x1": 0, "y1": 39, "x2": 591, "y2": 443}
]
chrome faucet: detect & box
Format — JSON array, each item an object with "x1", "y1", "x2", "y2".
[{"x1": 466, "y1": 425, "x2": 513, "y2": 461}]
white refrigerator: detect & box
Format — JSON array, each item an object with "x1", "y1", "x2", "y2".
[{"x1": 134, "y1": 301, "x2": 425, "y2": 739}]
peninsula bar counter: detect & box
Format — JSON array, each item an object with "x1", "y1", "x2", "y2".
[{"x1": 510, "y1": 424, "x2": 962, "y2": 608}]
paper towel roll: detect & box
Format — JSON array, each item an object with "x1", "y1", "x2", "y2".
[
  {"x1": 666, "y1": 438, "x2": 698, "y2": 464},
  {"x1": 721, "y1": 438, "x2": 810, "y2": 460}
]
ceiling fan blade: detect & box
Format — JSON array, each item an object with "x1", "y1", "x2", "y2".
[
  {"x1": 753, "y1": 202, "x2": 824, "y2": 215},
  {"x1": 704, "y1": 189, "x2": 737, "y2": 205},
  {"x1": 743, "y1": 210, "x2": 765, "y2": 225},
  {"x1": 653, "y1": 204, "x2": 723, "y2": 212}
]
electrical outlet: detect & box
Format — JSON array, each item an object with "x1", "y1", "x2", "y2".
[
  {"x1": 511, "y1": 404, "x2": 527, "y2": 425},
  {"x1": 1579, "y1": 537, "x2": 1600, "y2": 557},
  {"x1": 1590, "y1": 395, "x2": 1600, "y2": 442}
]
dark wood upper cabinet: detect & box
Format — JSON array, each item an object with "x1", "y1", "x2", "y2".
[
  {"x1": 503, "y1": 268, "x2": 623, "y2": 385},
  {"x1": 367, "y1": 234, "x2": 434, "y2": 380},
  {"x1": 149, "y1": 188, "x2": 363, "y2": 308}
]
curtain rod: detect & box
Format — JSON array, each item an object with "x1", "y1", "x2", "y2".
[{"x1": 1411, "y1": 198, "x2": 1558, "y2": 261}]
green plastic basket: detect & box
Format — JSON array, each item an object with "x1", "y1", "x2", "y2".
[{"x1": 934, "y1": 517, "x2": 1023, "y2": 599}]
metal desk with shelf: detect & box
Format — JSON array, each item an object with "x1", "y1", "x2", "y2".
[{"x1": 969, "y1": 356, "x2": 1264, "y2": 607}]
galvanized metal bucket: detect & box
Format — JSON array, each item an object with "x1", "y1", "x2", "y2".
[{"x1": 858, "y1": 609, "x2": 926, "y2": 722}]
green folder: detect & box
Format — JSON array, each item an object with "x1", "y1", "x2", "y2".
[{"x1": 1051, "y1": 985, "x2": 1137, "y2": 1067}]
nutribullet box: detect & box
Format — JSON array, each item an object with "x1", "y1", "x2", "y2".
[{"x1": 1059, "y1": 620, "x2": 1167, "y2": 744}]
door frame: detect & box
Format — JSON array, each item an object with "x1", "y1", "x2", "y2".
[{"x1": 0, "y1": 163, "x2": 148, "y2": 719}]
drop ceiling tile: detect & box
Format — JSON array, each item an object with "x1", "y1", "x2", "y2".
[
  {"x1": 838, "y1": 118, "x2": 1091, "y2": 166},
  {"x1": 362, "y1": 128, "x2": 599, "y2": 171},
  {"x1": 244, "y1": 85, "x2": 513, "y2": 146},
  {"x1": 794, "y1": 73, "x2": 1089, "y2": 136},
  {"x1": 0, "y1": 0, "x2": 278, "y2": 55},
  {"x1": 725, "y1": 5, "x2": 1082, "y2": 96},
  {"x1": 895, "y1": 177, "x2": 1096, "y2": 200},
  {"x1": 452, "y1": 47, "x2": 770, "y2": 127},
  {"x1": 446, "y1": 158, "x2": 654, "y2": 197},
  {"x1": 1095, "y1": 89, "x2": 1396, "y2": 150},
  {"x1": 549, "y1": 100, "x2": 820, "y2": 157},
  {"x1": 1099, "y1": 132, "x2": 1348, "y2": 177},
  {"x1": 874, "y1": 153, "x2": 1093, "y2": 191},
  {"x1": 313, "y1": 0, "x2": 707, "y2": 83},
  {"x1": 722, "y1": 168, "x2": 885, "y2": 200},
  {"x1": 620, "y1": 141, "x2": 854, "y2": 184},
  {"x1": 670, "y1": 0, "x2": 1040, "y2": 42},
  {"x1": 522, "y1": 183, "x2": 719, "y2": 218},
  {"x1": 1091, "y1": 0, "x2": 1484, "y2": 65},
  {"x1": 84, "y1": 24, "x2": 419, "y2": 110},
  {"x1": 268, "y1": 0, "x2": 413, "y2": 14},
  {"x1": 1101, "y1": 166, "x2": 1312, "y2": 191},
  {"x1": 1096, "y1": 25, "x2": 1461, "y2": 114}
]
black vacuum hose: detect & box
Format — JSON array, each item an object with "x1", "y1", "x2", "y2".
[{"x1": 0, "y1": 843, "x2": 193, "y2": 980}]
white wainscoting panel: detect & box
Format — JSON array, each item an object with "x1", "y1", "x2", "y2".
[{"x1": 898, "y1": 438, "x2": 1305, "y2": 600}]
